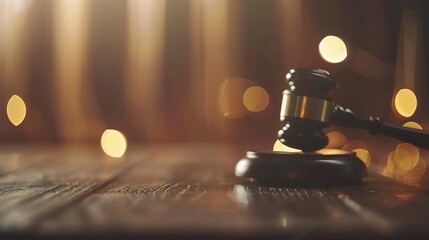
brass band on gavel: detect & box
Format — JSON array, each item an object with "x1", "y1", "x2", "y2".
[{"x1": 280, "y1": 91, "x2": 332, "y2": 123}]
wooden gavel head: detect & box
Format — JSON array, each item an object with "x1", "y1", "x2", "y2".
[{"x1": 278, "y1": 69, "x2": 338, "y2": 152}]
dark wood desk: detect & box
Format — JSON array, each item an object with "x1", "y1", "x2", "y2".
[{"x1": 0, "y1": 144, "x2": 429, "y2": 239}]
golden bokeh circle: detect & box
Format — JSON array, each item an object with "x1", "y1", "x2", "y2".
[
  {"x1": 326, "y1": 131, "x2": 347, "y2": 149},
  {"x1": 396, "y1": 143, "x2": 419, "y2": 171},
  {"x1": 384, "y1": 143, "x2": 426, "y2": 184},
  {"x1": 378, "y1": 155, "x2": 393, "y2": 177},
  {"x1": 401, "y1": 157, "x2": 426, "y2": 184},
  {"x1": 394, "y1": 89, "x2": 417, "y2": 118},
  {"x1": 387, "y1": 147, "x2": 412, "y2": 175},
  {"x1": 353, "y1": 148, "x2": 371, "y2": 167},
  {"x1": 343, "y1": 140, "x2": 367, "y2": 151},
  {"x1": 403, "y1": 121, "x2": 422, "y2": 130},
  {"x1": 318, "y1": 35, "x2": 348, "y2": 63},
  {"x1": 243, "y1": 86, "x2": 270, "y2": 113},
  {"x1": 100, "y1": 129, "x2": 128, "y2": 158},
  {"x1": 273, "y1": 139, "x2": 302, "y2": 153},
  {"x1": 6, "y1": 95, "x2": 27, "y2": 127}
]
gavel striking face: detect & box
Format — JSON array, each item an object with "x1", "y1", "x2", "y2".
[
  {"x1": 278, "y1": 69, "x2": 336, "y2": 152},
  {"x1": 278, "y1": 68, "x2": 429, "y2": 152}
]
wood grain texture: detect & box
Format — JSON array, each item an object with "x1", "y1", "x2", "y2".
[{"x1": 0, "y1": 144, "x2": 429, "y2": 239}]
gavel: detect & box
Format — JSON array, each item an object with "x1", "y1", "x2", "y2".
[
  {"x1": 235, "y1": 68, "x2": 429, "y2": 186},
  {"x1": 278, "y1": 68, "x2": 429, "y2": 152}
]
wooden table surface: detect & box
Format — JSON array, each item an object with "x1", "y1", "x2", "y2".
[{"x1": 1, "y1": 144, "x2": 429, "y2": 239}]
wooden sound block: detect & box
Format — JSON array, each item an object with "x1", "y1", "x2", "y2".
[{"x1": 235, "y1": 149, "x2": 367, "y2": 187}]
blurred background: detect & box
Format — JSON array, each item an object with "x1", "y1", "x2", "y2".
[{"x1": 1, "y1": 0, "x2": 429, "y2": 182}]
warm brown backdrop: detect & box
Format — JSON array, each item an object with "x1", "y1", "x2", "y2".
[{"x1": 0, "y1": 0, "x2": 428, "y2": 145}]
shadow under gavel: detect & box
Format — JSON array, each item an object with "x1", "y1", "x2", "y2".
[{"x1": 236, "y1": 68, "x2": 429, "y2": 187}]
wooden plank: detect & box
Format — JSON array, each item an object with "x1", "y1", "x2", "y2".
[
  {"x1": 0, "y1": 146, "x2": 145, "y2": 231},
  {"x1": 36, "y1": 145, "x2": 367, "y2": 238},
  {"x1": 332, "y1": 176, "x2": 429, "y2": 237},
  {"x1": 1, "y1": 144, "x2": 429, "y2": 239}
]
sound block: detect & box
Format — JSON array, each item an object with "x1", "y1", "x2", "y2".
[{"x1": 235, "y1": 149, "x2": 367, "y2": 187}]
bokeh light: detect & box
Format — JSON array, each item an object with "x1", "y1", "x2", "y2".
[
  {"x1": 326, "y1": 131, "x2": 347, "y2": 149},
  {"x1": 353, "y1": 148, "x2": 371, "y2": 167},
  {"x1": 243, "y1": 86, "x2": 269, "y2": 113},
  {"x1": 218, "y1": 78, "x2": 254, "y2": 119},
  {"x1": 401, "y1": 157, "x2": 426, "y2": 184},
  {"x1": 403, "y1": 121, "x2": 422, "y2": 130},
  {"x1": 6, "y1": 95, "x2": 27, "y2": 126},
  {"x1": 100, "y1": 129, "x2": 127, "y2": 158},
  {"x1": 379, "y1": 155, "x2": 393, "y2": 177},
  {"x1": 398, "y1": 143, "x2": 419, "y2": 168},
  {"x1": 318, "y1": 35, "x2": 348, "y2": 63},
  {"x1": 387, "y1": 147, "x2": 412, "y2": 175},
  {"x1": 273, "y1": 139, "x2": 302, "y2": 153},
  {"x1": 388, "y1": 143, "x2": 419, "y2": 175},
  {"x1": 343, "y1": 140, "x2": 367, "y2": 151},
  {"x1": 394, "y1": 88, "x2": 417, "y2": 118},
  {"x1": 343, "y1": 140, "x2": 370, "y2": 166},
  {"x1": 381, "y1": 143, "x2": 426, "y2": 184}
]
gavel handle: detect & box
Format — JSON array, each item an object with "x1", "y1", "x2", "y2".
[{"x1": 331, "y1": 105, "x2": 429, "y2": 150}]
